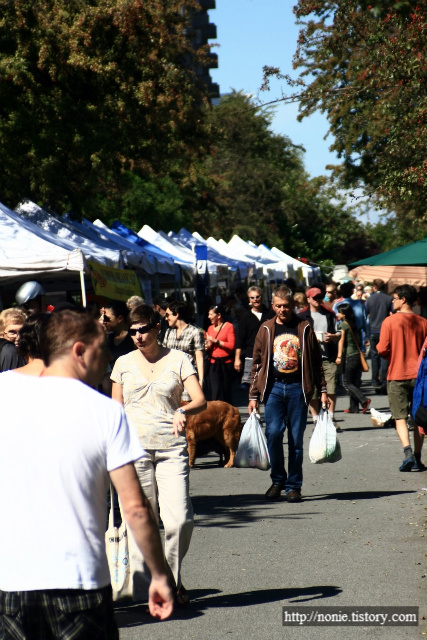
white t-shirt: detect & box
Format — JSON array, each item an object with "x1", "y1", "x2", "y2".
[
  {"x1": 111, "y1": 348, "x2": 196, "y2": 450},
  {"x1": 251, "y1": 309, "x2": 262, "y2": 322},
  {"x1": 0, "y1": 372, "x2": 144, "y2": 591}
]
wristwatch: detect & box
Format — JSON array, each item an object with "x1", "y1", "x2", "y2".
[{"x1": 176, "y1": 408, "x2": 186, "y2": 415}]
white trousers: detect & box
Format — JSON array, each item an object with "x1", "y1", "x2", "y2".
[{"x1": 127, "y1": 446, "x2": 194, "y2": 600}]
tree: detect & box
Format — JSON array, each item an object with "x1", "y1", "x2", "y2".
[
  {"x1": 194, "y1": 91, "x2": 380, "y2": 264},
  {"x1": 290, "y1": 1, "x2": 427, "y2": 233},
  {"x1": 0, "y1": 0, "x2": 210, "y2": 217}
]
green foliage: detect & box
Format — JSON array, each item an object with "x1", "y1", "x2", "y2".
[
  {"x1": 292, "y1": 0, "x2": 427, "y2": 229},
  {"x1": 194, "y1": 91, "x2": 379, "y2": 264},
  {"x1": 0, "y1": 0, "x2": 210, "y2": 217}
]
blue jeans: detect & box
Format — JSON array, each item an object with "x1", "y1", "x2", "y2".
[{"x1": 264, "y1": 381, "x2": 307, "y2": 491}]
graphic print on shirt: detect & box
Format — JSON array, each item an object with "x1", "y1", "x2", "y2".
[{"x1": 273, "y1": 332, "x2": 301, "y2": 374}]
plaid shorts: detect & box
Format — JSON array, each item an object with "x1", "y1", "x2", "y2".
[{"x1": 0, "y1": 586, "x2": 118, "y2": 640}]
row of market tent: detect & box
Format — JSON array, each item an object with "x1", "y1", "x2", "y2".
[{"x1": 0, "y1": 198, "x2": 321, "y2": 307}]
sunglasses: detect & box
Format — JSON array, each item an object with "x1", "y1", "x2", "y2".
[
  {"x1": 249, "y1": 296, "x2": 261, "y2": 300},
  {"x1": 129, "y1": 324, "x2": 155, "y2": 336}
]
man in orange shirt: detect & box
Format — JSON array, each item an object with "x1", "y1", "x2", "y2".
[{"x1": 377, "y1": 284, "x2": 427, "y2": 471}]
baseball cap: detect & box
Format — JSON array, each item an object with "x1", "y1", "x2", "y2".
[{"x1": 307, "y1": 287, "x2": 323, "y2": 299}]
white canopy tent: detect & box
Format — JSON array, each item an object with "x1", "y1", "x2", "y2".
[
  {"x1": 227, "y1": 235, "x2": 288, "y2": 281},
  {"x1": 270, "y1": 247, "x2": 315, "y2": 284},
  {"x1": 138, "y1": 224, "x2": 196, "y2": 276},
  {"x1": 15, "y1": 200, "x2": 122, "y2": 268},
  {"x1": 65, "y1": 217, "x2": 158, "y2": 274},
  {"x1": 0, "y1": 201, "x2": 87, "y2": 304}
]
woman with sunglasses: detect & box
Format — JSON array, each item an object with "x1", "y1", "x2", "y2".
[
  {"x1": 111, "y1": 304, "x2": 206, "y2": 608},
  {"x1": 205, "y1": 304, "x2": 236, "y2": 403}
]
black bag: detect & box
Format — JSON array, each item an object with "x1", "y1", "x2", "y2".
[{"x1": 415, "y1": 406, "x2": 427, "y2": 430}]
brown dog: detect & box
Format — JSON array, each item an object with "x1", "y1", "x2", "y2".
[{"x1": 185, "y1": 400, "x2": 242, "y2": 468}]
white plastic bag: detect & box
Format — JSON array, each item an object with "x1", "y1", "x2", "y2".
[
  {"x1": 309, "y1": 410, "x2": 342, "y2": 464},
  {"x1": 235, "y1": 413, "x2": 270, "y2": 470},
  {"x1": 105, "y1": 486, "x2": 132, "y2": 601},
  {"x1": 370, "y1": 407, "x2": 392, "y2": 427}
]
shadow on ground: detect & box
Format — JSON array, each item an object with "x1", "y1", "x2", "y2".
[
  {"x1": 115, "y1": 584, "x2": 342, "y2": 627},
  {"x1": 189, "y1": 490, "x2": 415, "y2": 528}
]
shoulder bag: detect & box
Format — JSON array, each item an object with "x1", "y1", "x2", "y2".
[{"x1": 346, "y1": 323, "x2": 369, "y2": 373}]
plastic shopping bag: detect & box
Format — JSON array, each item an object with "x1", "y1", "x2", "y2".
[
  {"x1": 105, "y1": 486, "x2": 132, "y2": 601},
  {"x1": 235, "y1": 412, "x2": 270, "y2": 470},
  {"x1": 309, "y1": 410, "x2": 342, "y2": 464}
]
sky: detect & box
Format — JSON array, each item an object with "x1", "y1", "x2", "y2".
[{"x1": 209, "y1": 0, "x2": 381, "y2": 224}]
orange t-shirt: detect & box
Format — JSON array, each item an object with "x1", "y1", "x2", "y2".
[{"x1": 377, "y1": 313, "x2": 427, "y2": 380}]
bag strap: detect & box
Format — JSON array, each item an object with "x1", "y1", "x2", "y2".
[
  {"x1": 108, "y1": 484, "x2": 116, "y2": 530},
  {"x1": 346, "y1": 322, "x2": 362, "y2": 355},
  {"x1": 215, "y1": 323, "x2": 224, "y2": 339}
]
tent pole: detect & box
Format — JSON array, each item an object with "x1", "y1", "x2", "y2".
[{"x1": 80, "y1": 271, "x2": 87, "y2": 308}]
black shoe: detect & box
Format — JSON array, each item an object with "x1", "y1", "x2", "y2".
[
  {"x1": 286, "y1": 489, "x2": 302, "y2": 503},
  {"x1": 265, "y1": 483, "x2": 284, "y2": 500},
  {"x1": 399, "y1": 456, "x2": 415, "y2": 472},
  {"x1": 412, "y1": 460, "x2": 427, "y2": 472}
]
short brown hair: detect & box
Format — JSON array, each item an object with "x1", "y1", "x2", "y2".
[
  {"x1": 40, "y1": 310, "x2": 104, "y2": 366},
  {"x1": 373, "y1": 279, "x2": 385, "y2": 291},
  {"x1": 128, "y1": 304, "x2": 157, "y2": 326},
  {"x1": 272, "y1": 285, "x2": 293, "y2": 302}
]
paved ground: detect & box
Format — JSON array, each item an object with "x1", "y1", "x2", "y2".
[{"x1": 118, "y1": 375, "x2": 427, "y2": 639}]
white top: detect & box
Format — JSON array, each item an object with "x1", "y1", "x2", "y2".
[
  {"x1": 0, "y1": 373, "x2": 144, "y2": 591},
  {"x1": 111, "y1": 349, "x2": 196, "y2": 450}
]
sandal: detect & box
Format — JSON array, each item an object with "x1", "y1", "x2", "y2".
[{"x1": 173, "y1": 585, "x2": 190, "y2": 607}]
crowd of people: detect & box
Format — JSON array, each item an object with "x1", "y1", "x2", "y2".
[{"x1": 0, "y1": 275, "x2": 426, "y2": 637}]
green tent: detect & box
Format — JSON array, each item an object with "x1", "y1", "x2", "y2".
[{"x1": 349, "y1": 237, "x2": 427, "y2": 267}]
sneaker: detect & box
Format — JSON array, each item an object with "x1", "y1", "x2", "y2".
[
  {"x1": 333, "y1": 421, "x2": 343, "y2": 433},
  {"x1": 361, "y1": 398, "x2": 371, "y2": 414},
  {"x1": 399, "y1": 456, "x2": 415, "y2": 472},
  {"x1": 265, "y1": 483, "x2": 284, "y2": 500},
  {"x1": 286, "y1": 489, "x2": 302, "y2": 503},
  {"x1": 412, "y1": 460, "x2": 427, "y2": 472}
]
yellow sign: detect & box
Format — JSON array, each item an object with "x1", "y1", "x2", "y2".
[{"x1": 88, "y1": 261, "x2": 142, "y2": 302}]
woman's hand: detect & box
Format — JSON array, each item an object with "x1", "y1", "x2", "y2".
[{"x1": 173, "y1": 410, "x2": 187, "y2": 437}]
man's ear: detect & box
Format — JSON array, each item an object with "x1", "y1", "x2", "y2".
[{"x1": 72, "y1": 341, "x2": 86, "y2": 362}]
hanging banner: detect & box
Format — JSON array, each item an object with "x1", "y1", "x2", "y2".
[
  {"x1": 195, "y1": 244, "x2": 208, "y2": 275},
  {"x1": 88, "y1": 261, "x2": 142, "y2": 302}
]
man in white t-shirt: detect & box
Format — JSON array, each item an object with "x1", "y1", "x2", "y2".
[{"x1": 0, "y1": 310, "x2": 173, "y2": 639}]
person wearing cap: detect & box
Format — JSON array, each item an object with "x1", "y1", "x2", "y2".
[
  {"x1": 299, "y1": 287, "x2": 342, "y2": 432},
  {"x1": 15, "y1": 281, "x2": 46, "y2": 315}
]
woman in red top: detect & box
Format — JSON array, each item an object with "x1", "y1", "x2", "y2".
[{"x1": 205, "y1": 304, "x2": 236, "y2": 403}]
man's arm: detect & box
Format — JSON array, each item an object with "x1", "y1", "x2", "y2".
[
  {"x1": 248, "y1": 330, "x2": 263, "y2": 413},
  {"x1": 376, "y1": 320, "x2": 391, "y2": 360},
  {"x1": 110, "y1": 463, "x2": 173, "y2": 620},
  {"x1": 234, "y1": 348, "x2": 243, "y2": 372},
  {"x1": 194, "y1": 349, "x2": 204, "y2": 385}
]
